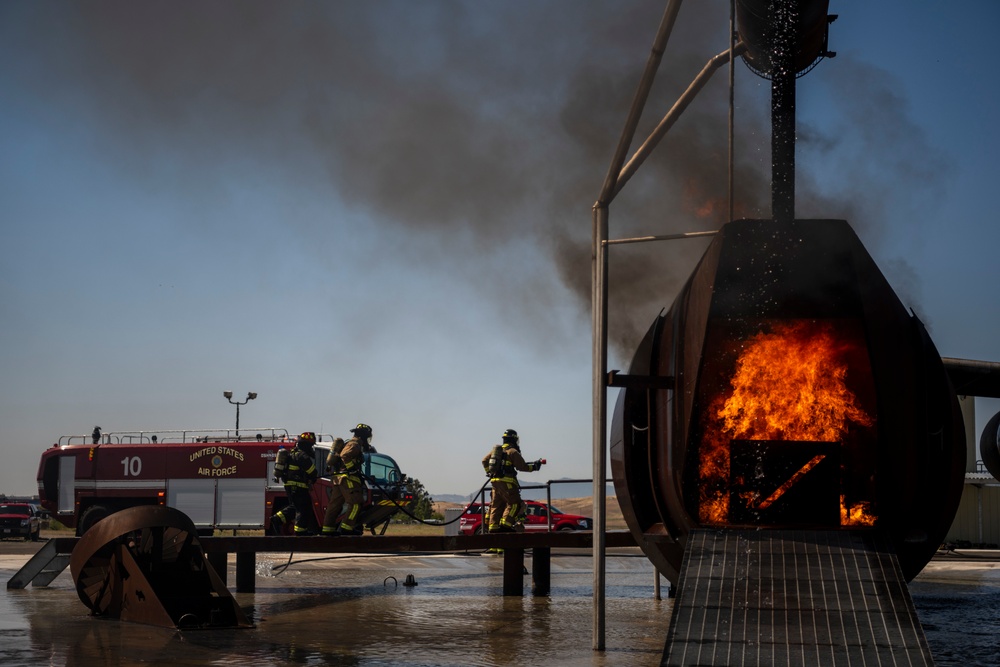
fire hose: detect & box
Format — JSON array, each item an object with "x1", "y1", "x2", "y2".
[
  {"x1": 270, "y1": 478, "x2": 493, "y2": 574},
  {"x1": 364, "y1": 475, "x2": 491, "y2": 526}
]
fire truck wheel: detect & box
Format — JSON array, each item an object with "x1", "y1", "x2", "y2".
[
  {"x1": 30, "y1": 526, "x2": 40, "y2": 542},
  {"x1": 78, "y1": 505, "x2": 111, "y2": 536}
]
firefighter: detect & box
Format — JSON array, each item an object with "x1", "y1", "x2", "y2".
[
  {"x1": 321, "y1": 423, "x2": 372, "y2": 536},
  {"x1": 270, "y1": 432, "x2": 320, "y2": 536},
  {"x1": 481, "y1": 429, "x2": 543, "y2": 533}
]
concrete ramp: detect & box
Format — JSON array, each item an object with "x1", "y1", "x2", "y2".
[{"x1": 662, "y1": 529, "x2": 934, "y2": 666}]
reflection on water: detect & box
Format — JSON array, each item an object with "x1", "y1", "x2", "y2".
[
  {"x1": 3, "y1": 552, "x2": 1000, "y2": 666},
  {"x1": 910, "y1": 579, "x2": 1000, "y2": 667},
  {"x1": 2, "y1": 552, "x2": 669, "y2": 667}
]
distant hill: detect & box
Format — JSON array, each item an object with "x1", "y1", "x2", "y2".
[
  {"x1": 432, "y1": 493, "x2": 476, "y2": 505},
  {"x1": 432, "y1": 480, "x2": 615, "y2": 504}
]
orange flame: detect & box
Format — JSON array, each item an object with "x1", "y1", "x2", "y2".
[
  {"x1": 840, "y1": 497, "x2": 875, "y2": 527},
  {"x1": 682, "y1": 178, "x2": 756, "y2": 221},
  {"x1": 719, "y1": 322, "x2": 873, "y2": 442},
  {"x1": 698, "y1": 320, "x2": 875, "y2": 526}
]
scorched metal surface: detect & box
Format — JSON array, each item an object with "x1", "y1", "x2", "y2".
[{"x1": 610, "y1": 218, "x2": 966, "y2": 584}]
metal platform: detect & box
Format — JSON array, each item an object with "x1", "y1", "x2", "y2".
[
  {"x1": 9, "y1": 531, "x2": 637, "y2": 597},
  {"x1": 662, "y1": 529, "x2": 934, "y2": 666}
]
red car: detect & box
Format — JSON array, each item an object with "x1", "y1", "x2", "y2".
[
  {"x1": 458, "y1": 500, "x2": 592, "y2": 535},
  {"x1": 0, "y1": 502, "x2": 42, "y2": 541}
]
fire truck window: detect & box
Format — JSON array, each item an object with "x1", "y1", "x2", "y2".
[
  {"x1": 367, "y1": 455, "x2": 391, "y2": 484},
  {"x1": 314, "y1": 447, "x2": 329, "y2": 477}
]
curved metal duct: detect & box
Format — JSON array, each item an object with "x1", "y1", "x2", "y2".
[{"x1": 981, "y1": 411, "x2": 1000, "y2": 480}]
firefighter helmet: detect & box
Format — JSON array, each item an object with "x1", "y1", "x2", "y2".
[
  {"x1": 502, "y1": 429, "x2": 519, "y2": 448},
  {"x1": 297, "y1": 432, "x2": 317, "y2": 450},
  {"x1": 351, "y1": 423, "x2": 372, "y2": 437},
  {"x1": 351, "y1": 423, "x2": 373, "y2": 449}
]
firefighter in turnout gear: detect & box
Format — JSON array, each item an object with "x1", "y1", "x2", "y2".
[
  {"x1": 321, "y1": 424, "x2": 371, "y2": 536},
  {"x1": 482, "y1": 429, "x2": 544, "y2": 532},
  {"x1": 270, "y1": 432, "x2": 320, "y2": 535}
]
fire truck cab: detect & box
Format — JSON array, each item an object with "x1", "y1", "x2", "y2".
[{"x1": 36, "y1": 428, "x2": 414, "y2": 536}]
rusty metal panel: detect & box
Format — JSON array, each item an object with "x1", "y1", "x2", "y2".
[{"x1": 69, "y1": 505, "x2": 252, "y2": 629}]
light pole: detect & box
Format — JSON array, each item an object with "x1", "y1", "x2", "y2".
[{"x1": 223, "y1": 391, "x2": 257, "y2": 438}]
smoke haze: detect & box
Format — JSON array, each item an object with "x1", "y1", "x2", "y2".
[{"x1": 1, "y1": 1, "x2": 946, "y2": 359}]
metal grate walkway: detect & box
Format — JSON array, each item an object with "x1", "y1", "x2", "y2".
[{"x1": 662, "y1": 529, "x2": 934, "y2": 666}]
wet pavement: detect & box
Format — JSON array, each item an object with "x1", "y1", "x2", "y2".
[
  {"x1": 2, "y1": 541, "x2": 999, "y2": 666},
  {"x1": 3, "y1": 547, "x2": 669, "y2": 666},
  {"x1": 907, "y1": 552, "x2": 1000, "y2": 667}
]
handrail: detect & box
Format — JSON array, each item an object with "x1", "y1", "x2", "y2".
[
  {"x1": 57, "y1": 427, "x2": 291, "y2": 447},
  {"x1": 472, "y1": 478, "x2": 613, "y2": 532}
]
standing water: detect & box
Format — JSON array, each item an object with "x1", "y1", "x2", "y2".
[
  {"x1": 2, "y1": 550, "x2": 669, "y2": 666},
  {"x1": 2, "y1": 548, "x2": 999, "y2": 666}
]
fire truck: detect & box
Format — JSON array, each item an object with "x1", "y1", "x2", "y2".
[{"x1": 36, "y1": 427, "x2": 414, "y2": 536}]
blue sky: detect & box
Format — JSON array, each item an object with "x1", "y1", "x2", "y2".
[{"x1": 1, "y1": 1, "x2": 998, "y2": 499}]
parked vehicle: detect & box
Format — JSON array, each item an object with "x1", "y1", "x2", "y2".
[
  {"x1": 458, "y1": 500, "x2": 592, "y2": 535},
  {"x1": 0, "y1": 502, "x2": 42, "y2": 541},
  {"x1": 36, "y1": 428, "x2": 414, "y2": 536}
]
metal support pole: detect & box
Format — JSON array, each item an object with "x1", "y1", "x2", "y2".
[
  {"x1": 207, "y1": 551, "x2": 227, "y2": 586},
  {"x1": 503, "y1": 547, "x2": 524, "y2": 596},
  {"x1": 592, "y1": 203, "x2": 609, "y2": 649},
  {"x1": 616, "y1": 44, "x2": 746, "y2": 196},
  {"x1": 729, "y1": 0, "x2": 736, "y2": 221},
  {"x1": 604, "y1": 230, "x2": 717, "y2": 246},
  {"x1": 592, "y1": 0, "x2": 684, "y2": 651},
  {"x1": 236, "y1": 551, "x2": 256, "y2": 593},
  {"x1": 978, "y1": 486, "x2": 984, "y2": 545},
  {"x1": 532, "y1": 547, "x2": 551, "y2": 596}
]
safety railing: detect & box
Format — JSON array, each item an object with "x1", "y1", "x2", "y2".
[
  {"x1": 473, "y1": 478, "x2": 613, "y2": 532},
  {"x1": 57, "y1": 428, "x2": 291, "y2": 446}
]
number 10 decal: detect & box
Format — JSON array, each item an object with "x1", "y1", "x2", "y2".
[{"x1": 121, "y1": 456, "x2": 142, "y2": 477}]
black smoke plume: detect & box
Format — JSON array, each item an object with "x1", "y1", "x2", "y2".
[{"x1": 1, "y1": 1, "x2": 947, "y2": 358}]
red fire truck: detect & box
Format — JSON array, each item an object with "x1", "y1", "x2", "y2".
[{"x1": 36, "y1": 427, "x2": 414, "y2": 536}]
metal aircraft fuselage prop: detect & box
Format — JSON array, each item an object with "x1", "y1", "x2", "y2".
[{"x1": 70, "y1": 505, "x2": 252, "y2": 629}]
